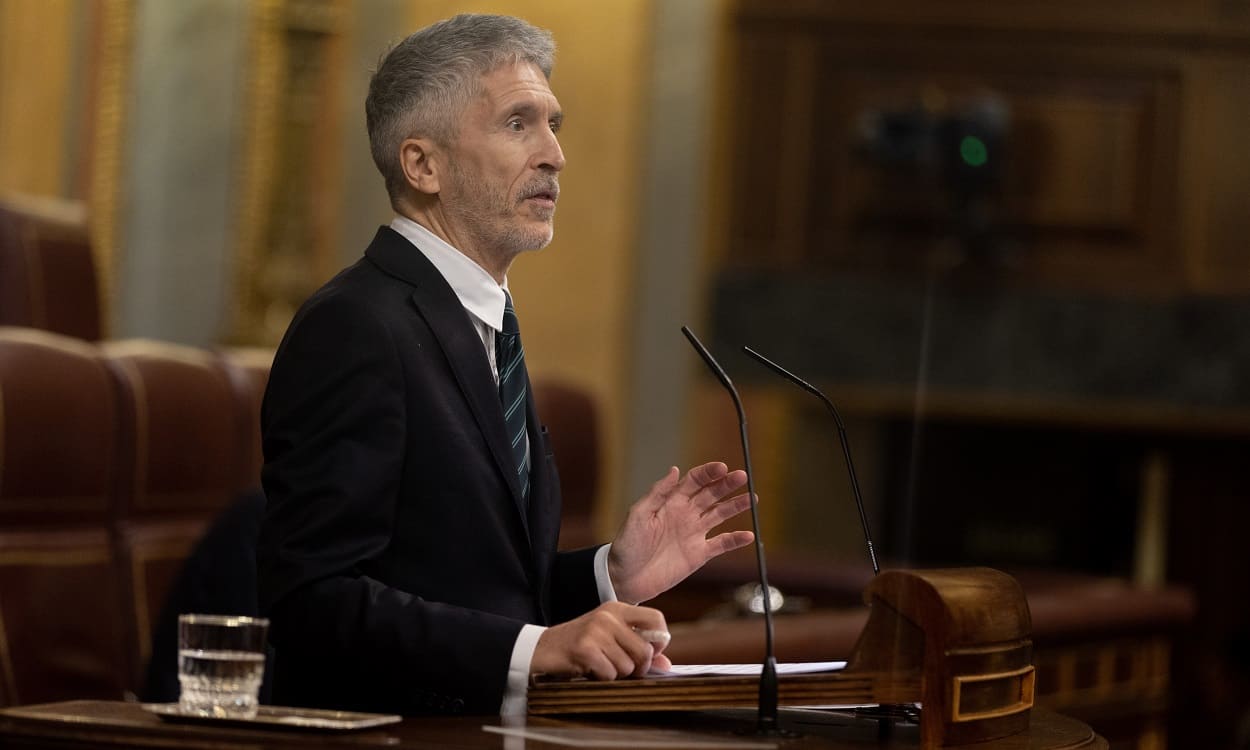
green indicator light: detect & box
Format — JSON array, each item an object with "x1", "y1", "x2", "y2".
[{"x1": 960, "y1": 135, "x2": 988, "y2": 167}]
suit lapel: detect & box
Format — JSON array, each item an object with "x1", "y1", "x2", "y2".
[
  {"x1": 365, "y1": 228, "x2": 533, "y2": 539},
  {"x1": 523, "y1": 381, "x2": 557, "y2": 583}
]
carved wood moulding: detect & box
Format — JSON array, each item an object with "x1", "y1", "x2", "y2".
[{"x1": 231, "y1": 0, "x2": 347, "y2": 345}]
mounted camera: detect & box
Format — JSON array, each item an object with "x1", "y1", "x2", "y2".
[{"x1": 855, "y1": 95, "x2": 1011, "y2": 268}]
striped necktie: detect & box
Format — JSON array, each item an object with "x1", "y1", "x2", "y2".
[{"x1": 496, "y1": 291, "x2": 530, "y2": 500}]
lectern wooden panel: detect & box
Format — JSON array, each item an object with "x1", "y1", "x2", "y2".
[
  {"x1": 850, "y1": 568, "x2": 1034, "y2": 746},
  {"x1": 530, "y1": 568, "x2": 1036, "y2": 748},
  {"x1": 0, "y1": 700, "x2": 1106, "y2": 749}
]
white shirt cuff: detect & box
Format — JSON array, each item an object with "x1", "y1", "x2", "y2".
[
  {"x1": 500, "y1": 546, "x2": 618, "y2": 715},
  {"x1": 500, "y1": 624, "x2": 546, "y2": 716},
  {"x1": 594, "y1": 543, "x2": 619, "y2": 603}
]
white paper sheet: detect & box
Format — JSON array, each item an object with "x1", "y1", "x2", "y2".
[{"x1": 652, "y1": 661, "x2": 847, "y2": 677}]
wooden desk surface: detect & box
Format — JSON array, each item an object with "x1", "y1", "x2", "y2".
[{"x1": 0, "y1": 701, "x2": 1106, "y2": 750}]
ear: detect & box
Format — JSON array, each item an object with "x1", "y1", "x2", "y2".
[{"x1": 400, "y1": 137, "x2": 442, "y2": 195}]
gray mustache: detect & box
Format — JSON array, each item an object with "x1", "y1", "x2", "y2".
[{"x1": 520, "y1": 181, "x2": 560, "y2": 201}]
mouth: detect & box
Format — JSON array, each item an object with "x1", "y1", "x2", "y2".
[{"x1": 522, "y1": 185, "x2": 559, "y2": 207}]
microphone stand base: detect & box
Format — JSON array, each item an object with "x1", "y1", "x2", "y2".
[{"x1": 851, "y1": 703, "x2": 920, "y2": 740}]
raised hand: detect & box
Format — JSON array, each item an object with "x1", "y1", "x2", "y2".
[
  {"x1": 531, "y1": 602, "x2": 671, "y2": 679},
  {"x1": 607, "y1": 462, "x2": 755, "y2": 605}
]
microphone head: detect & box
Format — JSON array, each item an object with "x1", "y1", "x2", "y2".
[
  {"x1": 742, "y1": 344, "x2": 879, "y2": 575},
  {"x1": 681, "y1": 326, "x2": 735, "y2": 392},
  {"x1": 742, "y1": 346, "x2": 820, "y2": 396}
]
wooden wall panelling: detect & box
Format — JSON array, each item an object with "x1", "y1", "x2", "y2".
[
  {"x1": 727, "y1": 28, "x2": 819, "y2": 271},
  {"x1": 836, "y1": 57, "x2": 1181, "y2": 290},
  {"x1": 733, "y1": 30, "x2": 1189, "y2": 290},
  {"x1": 728, "y1": 2, "x2": 1250, "y2": 293},
  {"x1": 734, "y1": 1, "x2": 1250, "y2": 40},
  {"x1": 1184, "y1": 54, "x2": 1250, "y2": 293},
  {"x1": 716, "y1": 6, "x2": 1250, "y2": 744}
]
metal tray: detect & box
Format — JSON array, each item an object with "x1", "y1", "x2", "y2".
[{"x1": 142, "y1": 703, "x2": 402, "y2": 732}]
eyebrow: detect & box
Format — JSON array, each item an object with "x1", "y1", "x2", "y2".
[{"x1": 509, "y1": 102, "x2": 563, "y2": 128}]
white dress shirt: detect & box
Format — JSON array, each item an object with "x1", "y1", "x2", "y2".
[{"x1": 388, "y1": 216, "x2": 618, "y2": 715}]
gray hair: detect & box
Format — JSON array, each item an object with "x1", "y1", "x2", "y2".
[{"x1": 366, "y1": 14, "x2": 556, "y2": 204}]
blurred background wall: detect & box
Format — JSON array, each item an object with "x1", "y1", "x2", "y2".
[
  {"x1": 0, "y1": 0, "x2": 701, "y2": 535},
  {"x1": 3, "y1": 0, "x2": 1250, "y2": 746}
]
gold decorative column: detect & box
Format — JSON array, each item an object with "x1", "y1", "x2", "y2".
[
  {"x1": 87, "y1": 0, "x2": 135, "y2": 334},
  {"x1": 231, "y1": 0, "x2": 347, "y2": 345}
]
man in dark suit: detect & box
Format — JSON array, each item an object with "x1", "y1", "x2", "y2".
[{"x1": 257, "y1": 14, "x2": 754, "y2": 716}]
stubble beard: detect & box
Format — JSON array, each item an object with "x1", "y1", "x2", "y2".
[{"x1": 443, "y1": 163, "x2": 556, "y2": 265}]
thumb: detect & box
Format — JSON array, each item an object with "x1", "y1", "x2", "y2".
[{"x1": 651, "y1": 652, "x2": 673, "y2": 672}]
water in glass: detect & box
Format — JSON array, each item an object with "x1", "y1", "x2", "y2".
[{"x1": 178, "y1": 649, "x2": 265, "y2": 717}]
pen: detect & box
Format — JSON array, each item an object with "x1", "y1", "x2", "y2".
[{"x1": 634, "y1": 628, "x2": 671, "y2": 647}]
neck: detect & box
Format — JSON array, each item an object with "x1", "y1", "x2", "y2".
[{"x1": 397, "y1": 203, "x2": 512, "y2": 284}]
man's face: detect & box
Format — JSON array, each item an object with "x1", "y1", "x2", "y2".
[{"x1": 439, "y1": 61, "x2": 565, "y2": 263}]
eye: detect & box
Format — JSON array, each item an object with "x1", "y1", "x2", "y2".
[
  {"x1": 549, "y1": 119, "x2": 561, "y2": 134},
  {"x1": 506, "y1": 118, "x2": 524, "y2": 132}
]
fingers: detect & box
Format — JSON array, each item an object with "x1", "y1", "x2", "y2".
[
  {"x1": 600, "y1": 604, "x2": 664, "y2": 678},
  {"x1": 533, "y1": 603, "x2": 668, "y2": 680},
  {"x1": 618, "y1": 601, "x2": 667, "y2": 629},
  {"x1": 602, "y1": 641, "x2": 645, "y2": 680},
  {"x1": 652, "y1": 652, "x2": 673, "y2": 673},
  {"x1": 700, "y1": 491, "x2": 754, "y2": 526},
  {"x1": 676, "y1": 461, "x2": 729, "y2": 496},
  {"x1": 689, "y1": 470, "x2": 749, "y2": 513},
  {"x1": 637, "y1": 466, "x2": 680, "y2": 511},
  {"x1": 640, "y1": 463, "x2": 748, "y2": 516},
  {"x1": 706, "y1": 529, "x2": 755, "y2": 557}
]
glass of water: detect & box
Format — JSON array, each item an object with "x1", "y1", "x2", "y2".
[{"x1": 178, "y1": 614, "x2": 269, "y2": 719}]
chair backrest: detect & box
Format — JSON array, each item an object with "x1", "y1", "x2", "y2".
[
  {"x1": 0, "y1": 328, "x2": 129, "y2": 706},
  {"x1": 101, "y1": 339, "x2": 243, "y2": 518},
  {"x1": 532, "y1": 379, "x2": 601, "y2": 549},
  {"x1": 0, "y1": 528, "x2": 130, "y2": 706},
  {"x1": 0, "y1": 327, "x2": 117, "y2": 525},
  {"x1": 0, "y1": 195, "x2": 101, "y2": 340},
  {"x1": 0, "y1": 329, "x2": 279, "y2": 702},
  {"x1": 100, "y1": 339, "x2": 249, "y2": 687}
]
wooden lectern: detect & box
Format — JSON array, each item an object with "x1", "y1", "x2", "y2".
[
  {"x1": 0, "y1": 569, "x2": 1103, "y2": 749},
  {"x1": 849, "y1": 567, "x2": 1034, "y2": 746},
  {"x1": 531, "y1": 567, "x2": 1043, "y2": 749}
]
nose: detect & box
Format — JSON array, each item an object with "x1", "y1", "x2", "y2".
[{"x1": 536, "y1": 127, "x2": 565, "y2": 173}]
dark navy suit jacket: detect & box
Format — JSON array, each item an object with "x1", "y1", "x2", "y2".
[{"x1": 257, "y1": 227, "x2": 601, "y2": 715}]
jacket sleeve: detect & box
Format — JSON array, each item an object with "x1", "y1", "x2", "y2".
[
  {"x1": 257, "y1": 291, "x2": 522, "y2": 715},
  {"x1": 549, "y1": 546, "x2": 604, "y2": 623}
]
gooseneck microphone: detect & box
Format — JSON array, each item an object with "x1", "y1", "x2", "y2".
[
  {"x1": 681, "y1": 326, "x2": 790, "y2": 737},
  {"x1": 742, "y1": 347, "x2": 880, "y2": 576}
]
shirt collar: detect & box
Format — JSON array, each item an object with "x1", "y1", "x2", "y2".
[{"x1": 389, "y1": 215, "x2": 508, "y2": 332}]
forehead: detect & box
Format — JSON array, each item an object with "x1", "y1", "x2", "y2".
[{"x1": 472, "y1": 61, "x2": 560, "y2": 112}]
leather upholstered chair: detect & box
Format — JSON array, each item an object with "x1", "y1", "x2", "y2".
[
  {"x1": 0, "y1": 195, "x2": 101, "y2": 341},
  {"x1": 532, "y1": 379, "x2": 601, "y2": 550},
  {"x1": 0, "y1": 328, "x2": 129, "y2": 706},
  {"x1": 100, "y1": 339, "x2": 247, "y2": 688}
]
